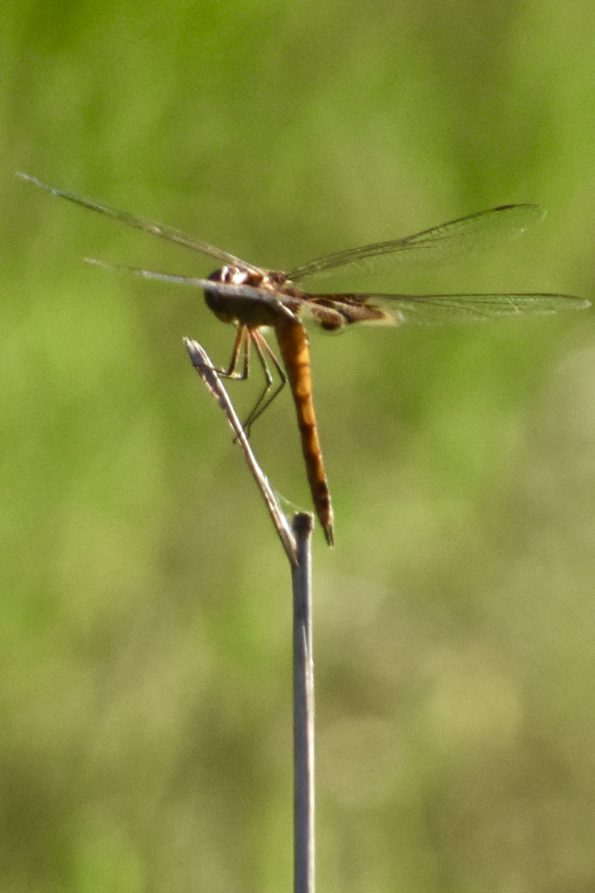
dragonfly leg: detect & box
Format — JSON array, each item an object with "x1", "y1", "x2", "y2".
[
  {"x1": 240, "y1": 329, "x2": 286, "y2": 435},
  {"x1": 206, "y1": 325, "x2": 251, "y2": 380}
]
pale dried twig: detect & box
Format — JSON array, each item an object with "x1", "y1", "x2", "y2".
[{"x1": 184, "y1": 337, "x2": 298, "y2": 566}]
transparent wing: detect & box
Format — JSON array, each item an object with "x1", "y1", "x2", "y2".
[
  {"x1": 289, "y1": 204, "x2": 546, "y2": 283},
  {"x1": 84, "y1": 258, "x2": 590, "y2": 327},
  {"x1": 83, "y1": 259, "x2": 297, "y2": 319},
  {"x1": 18, "y1": 172, "x2": 261, "y2": 273},
  {"x1": 84, "y1": 258, "x2": 287, "y2": 303},
  {"x1": 320, "y1": 291, "x2": 590, "y2": 327}
]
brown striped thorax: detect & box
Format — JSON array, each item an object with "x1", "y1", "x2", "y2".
[
  {"x1": 205, "y1": 263, "x2": 390, "y2": 332},
  {"x1": 19, "y1": 173, "x2": 590, "y2": 545}
]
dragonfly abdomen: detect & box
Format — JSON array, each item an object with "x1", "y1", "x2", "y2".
[{"x1": 274, "y1": 317, "x2": 335, "y2": 546}]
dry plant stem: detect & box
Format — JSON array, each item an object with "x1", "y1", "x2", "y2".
[
  {"x1": 292, "y1": 513, "x2": 315, "y2": 893},
  {"x1": 185, "y1": 339, "x2": 315, "y2": 891},
  {"x1": 184, "y1": 338, "x2": 297, "y2": 565}
]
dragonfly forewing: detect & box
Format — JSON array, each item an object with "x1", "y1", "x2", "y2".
[
  {"x1": 289, "y1": 204, "x2": 546, "y2": 283},
  {"x1": 17, "y1": 172, "x2": 261, "y2": 274}
]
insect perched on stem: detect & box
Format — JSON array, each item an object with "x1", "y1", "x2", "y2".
[{"x1": 19, "y1": 173, "x2": 590, "y2": 545}]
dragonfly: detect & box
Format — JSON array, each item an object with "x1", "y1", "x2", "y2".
[{"x1": 19, "y1": 173, "x2": 590, "y2": 546}]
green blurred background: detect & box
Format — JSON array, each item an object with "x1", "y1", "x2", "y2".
[{"x1": 3, "y1": 1, "x2": 595, "y2": 891}]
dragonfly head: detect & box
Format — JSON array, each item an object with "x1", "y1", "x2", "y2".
[
  {"x1": 202, "y1": 265, "x2": 246, "y2": 320},
  {"x1": 203, "y1": 265, "x2": 290, "y2": 324},
  {"x1": 207, "y1": 265, "x2": 288, "y2": 287}
]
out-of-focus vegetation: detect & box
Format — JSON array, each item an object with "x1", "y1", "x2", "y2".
[{"x1": 3, "y1": 2, "x2": 595, "y2": 891}]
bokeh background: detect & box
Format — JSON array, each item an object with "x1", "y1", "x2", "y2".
[{"x1": 3, "y1": 1, "x2": 595, "y2": 891}]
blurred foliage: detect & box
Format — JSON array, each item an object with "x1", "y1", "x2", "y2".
[{"x1": 3, "y1": 0, "x2": 595, "y2": 891}]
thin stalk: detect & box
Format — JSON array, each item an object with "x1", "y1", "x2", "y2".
[
  {"x1": 185, "y1": 340, "x2": 316, "y2": 891},
  {"x1": 292, "y1": 513, "x2": 315, "y2": 893}
]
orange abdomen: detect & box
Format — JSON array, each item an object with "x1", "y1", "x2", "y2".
[{"x1": 274, "y1": 318, "x2": 335, "y2": 546}]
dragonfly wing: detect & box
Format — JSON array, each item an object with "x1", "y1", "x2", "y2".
[
  {"x1": 84, "y1": 259, "x2": 299, "y2": 321},
  {"x1": 301, "y1": 291, "x2": 590, "y2": 329},
  {"x1": 288, "y1": 204, "x2": 546, "y2": 283},
  {"x1": 18, "y1": 172, "x2": 260, "y2": 273},
  {"x1": 85, "y1": 259, "x2": 273, "y2": 299},
  {"x1": 84, "y1": 260, "x2": 590, "y2": 328},
  {"x1": 346, "y1": 292, "x2": 591, "y2": 326}
]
